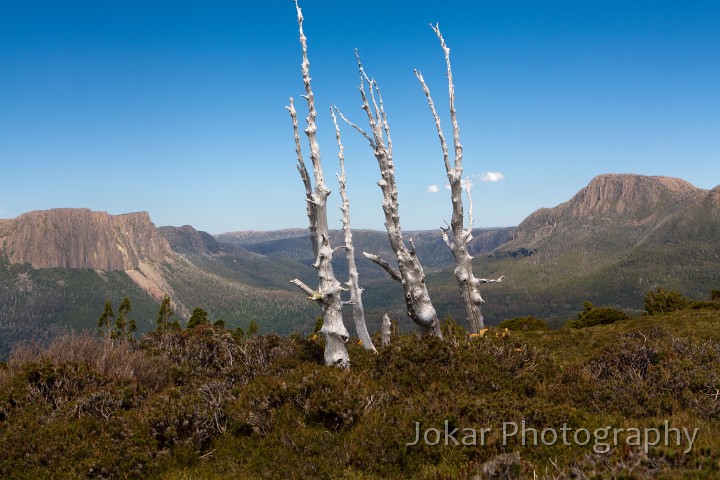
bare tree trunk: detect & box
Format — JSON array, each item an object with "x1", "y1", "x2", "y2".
[
  {"x1": 381, "y1": 313, "x2": 392, "y2": 347},
  {"x1": 336, "y1": 54, "x2": 441, "y2": 338},
  {"x1": 414, "y1": 25, "x2": 503, "y2": 333},
  {"x1": 331, "y1": 107, "x2": 376, "y2": 353},
  {"x1": 287, "y1": 2, "x2": 349, "y2": 368}
]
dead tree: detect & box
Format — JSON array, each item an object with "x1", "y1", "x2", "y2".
[
  {"x1": 414, "y1": 24, "x2": 504, "y2": 332},
  {"x1": 331, "y1": 107, "x2": 377, "y2": 353},
  {"x1": 287, "y1": 2, "x2": 349, "y2": 368},
  {"x1": 337, "y1": 53, "x2": 441, "y2": 338},
  {"x1": 381, "y1": 313, "x2": 392, "y2": 347}
]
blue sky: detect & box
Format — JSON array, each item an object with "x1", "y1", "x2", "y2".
[{"x1": 1, "y1": 1, "x2": 718, "y2": 233}]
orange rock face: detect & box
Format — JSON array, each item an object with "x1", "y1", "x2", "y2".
[{"x1": 0, "y1": 208, "x2": 171, "y2": 271}]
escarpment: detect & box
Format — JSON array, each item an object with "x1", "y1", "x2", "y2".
[{"x1": 0, "y1": 208, "x2": 172, "y2": 270}]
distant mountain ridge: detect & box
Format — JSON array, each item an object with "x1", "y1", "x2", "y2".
[
  {"x1": 0, "y1": 212, "x2": 319, "y2": 358},
  {"x1": 219, "y1": 227, "x2": 514, "y2": 274},
  {"x1": 216, "y1": 229, "x2": 308, "y2": 247},
  {"x1": 2, "y1": 172, "x2": 720, "y2": 358}
]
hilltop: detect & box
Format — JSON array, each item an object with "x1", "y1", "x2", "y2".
[{"x1": 506, "y1": 174, "x2": 707, "y2": 250}]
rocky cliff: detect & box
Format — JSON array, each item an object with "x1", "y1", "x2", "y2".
[{"x1": 0, "y1": 208, "x2": 172, "y2": 271}]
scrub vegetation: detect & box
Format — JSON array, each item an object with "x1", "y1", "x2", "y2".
[{"x1": 2, "y1": 290, "x2": 720, "y2": 479}]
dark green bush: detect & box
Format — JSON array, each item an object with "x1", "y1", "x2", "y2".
[
  {"x1": 499, "y1": 315, "x2": 549, "y2": 332},
  {"x1": 644, "y1": 288, "x2": 693, "y2": 315},
  {"x1": 441, "y1": 315, "x2": 467, "y2": 338},
  {"x1": 689, "y1": 290, "x2": 720, "y2": 310},
  {"x1": 186, "y1": 306, "x2": 210, "y2": 329},
  {"x1": 691, "y1": 301, "x2": 720, "y2": 311},
  {"x1": 566, "y1": 301, "x2": 630, "y2": 328}
]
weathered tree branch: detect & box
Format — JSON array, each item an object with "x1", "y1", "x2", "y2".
[
  {"x1": 290, "y1": 278, "x2": 316, "y2": 297},
  {"x1": 465, "y1": 176, "x2": 474, "y2": 230},
  {"x1": 417, "y1": 24, "x2": 504, "y2": 333},
  {"x1": 381, "y1": 313, "x2": 392, "y2": 347},
  {"x1": 288, "y1": 1, "x2": 349, "y2": 367},
  {"x1": 363, "y1": 251, "x2": 421, "y2": 322},
  {"x1": 340, "y1": 52, "x2": 440, "y2": 336},
  {"x1": 331, "y1": 106, "x2": 376, "y2": 353},
  {"x1": 362, "y1": 252, "x2": 402, "y2": 283},
  {"x1": 414, "y1": 69, "x2": 451, "y2": 175},
  {"x1": 476, "y1": 275, "x2": 505, "y2": 285},
  {"x1": 431, "y1": 23, "x2": 463, "y2": 173},
  {"x1": 287, "y1": 98, "x2": 318, "y2": 259},
  {"x1": 334, "y1": 107, "x2": 375, "y2": 149}
]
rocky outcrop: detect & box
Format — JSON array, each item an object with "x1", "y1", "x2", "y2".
[
  {"x1": 0, "y1": 208, "x2": 172, "y2": 271},
  {"x1": 510, "y1": 174, "x2": 707, "y2": 247},
  {"x1": 566, "y1": 174, "x2": 698, "y2": 217}
]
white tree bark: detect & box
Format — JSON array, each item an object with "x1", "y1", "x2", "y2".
[
  {"x1": 414, "y1": 24, "x2": 504, "y2": 333},
  {"x1": 381, "y1": 313, "x2": 392, "y2": 347},
  {"x1": 337, "y1": 54, "x2": 441, "y2": 338},
  {"x1": 331, "y1": 107, "x2": 376, "y2": 353},
  {"x1": 287, "y1": 2, "x2": 349, "y2": 368}
]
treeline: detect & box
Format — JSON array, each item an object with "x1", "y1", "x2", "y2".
[{"x1": 95, "y1": 284, "x2": 720, "y2": 343}]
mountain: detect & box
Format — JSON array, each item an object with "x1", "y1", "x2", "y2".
[
  {"x1": 0, "y1": 208, "x2": 185, "y2": 311},
  {"x1": 505, "y1": 174, "x2": 704, "y2": 252},
  {"x1": 215, "y1": 173, "x2": 719, "y2": 326},
  {"x1": 157, "y1": 225, "x2": 222, "y2": 255},
  {"x1": 0, "y1": 210, "x2": 318, "y2": 359},
  {"x1": 467, "y1": 174, "x2": 720, "y2": 324}
]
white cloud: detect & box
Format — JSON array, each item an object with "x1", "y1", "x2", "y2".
[
  {"x1": 426, "y1": 185, "x2": 440, "y2": 193},
  {"x1": 478, "y1": 172, "x2": 506, "y2": 183},
  {"x1": 444, "y1": 184, "x2": 451, "y2": 190}
]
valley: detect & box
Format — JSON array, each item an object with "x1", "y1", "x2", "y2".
[{"x1": 1, "y1": 174, "x2": 719, "y2": 358}]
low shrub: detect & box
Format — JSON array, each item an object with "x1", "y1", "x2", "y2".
[
  {"x1": 691, "y1": 301, "x2": 720, "y2": 311},
  {"x1": 644, "y1": 288, "x2": 693, "y2": 315},
  {"x1": 498, "y1": 316, "x2": 549, "y2": 332},
  {"x1": 4, "y1": 309, "x2": 720, "y2": 479},
  {"x1": 441, "y1": 315, "x2": 467, "y2": 338},
  {"x1": 7, "y1": 331, "x2": 170, "y2": 391},
  {"x1": 566, "y1": 301, "x2": 630, "y2": 328}
]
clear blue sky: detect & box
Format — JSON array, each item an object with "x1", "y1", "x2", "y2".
[{"x1": 2, "y1": 1, "x2": 718, "y2": 233}]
